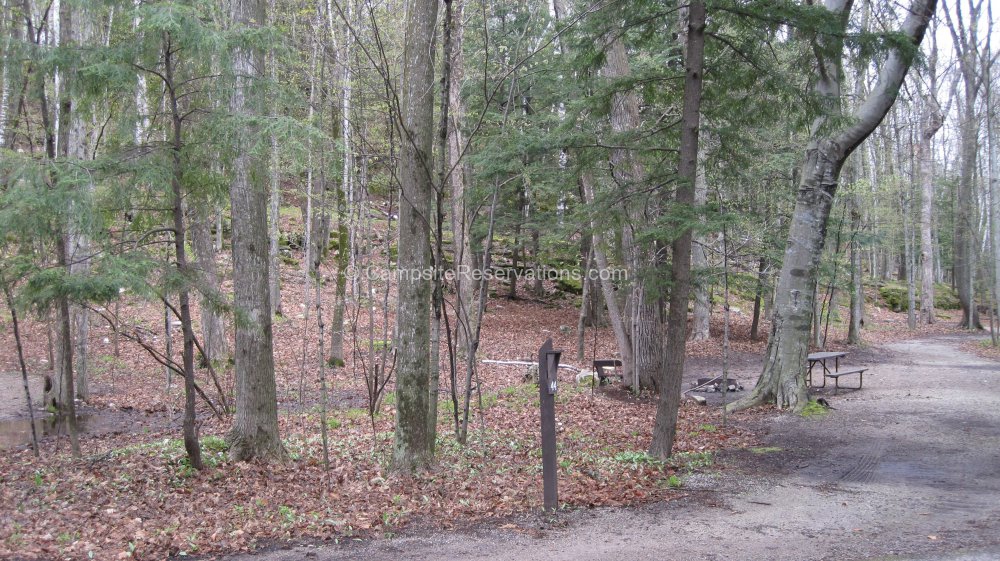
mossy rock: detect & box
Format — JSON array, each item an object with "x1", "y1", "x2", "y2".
[
  {"x1": 879, "y1": 282, "x2": 961, "y2": 312},
  {"x1": 556, "y1": 276, "x2": 583, "y2": 295},
  {"x1": 878, "y1": 282, "x2": 908, "y2": 312},
  {"x1": 933, "y1": 283, "x2": 960, "y2": 310}
]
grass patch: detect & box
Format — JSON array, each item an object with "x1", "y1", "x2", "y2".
[
  {"x1": 671, "y1": 451, "x2": 713, "y2": 472},
  {"x1": 800, "y1": 400, "x2": 830, "y2": 418},
  {"x1": 613, "y1": 450, "x2": 665, "y2": 470},
  {"x1": 750, "y1": 446, "x2": 783, "y2": 454}
]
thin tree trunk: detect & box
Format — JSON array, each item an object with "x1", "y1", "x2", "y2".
[
  {"x1": 5, "y1": 285, "x2": 40, "y2": 456},
  {"x1": 580, "y1": 172, "x2": 635, "y2": 382},
  {"x1": 447, "y1": 0, "x2": 476, "y2": 356},
  {"x1": 428, "y1": 0, "x2": 454, "y2": 453},
  {"x1": 848, "y1": 196, "x2": 864, "y2": 343},
  {"x1": 191, "y1": 203, "x2": 227, "y2": 364},
  {"x1": 650, "y1": 0, "x2": 705, "y2": 459},
  {"x1": 690, "y1": 147, "x2": 711, "y2": 342},
  {"x1": 750, "y1": 255, "x2": 766, "y2": 341},
  {"x1": 988, "y1": 31, "x2": 1000, "y2": 343},
  {"x1": 166, "y1": 37, "x2": 203, "y2": 469},
  {"x1": 328, "y1": 0, "x2": 352, "y2": 366},
  {"x1": 577, "y1": 247, "x2": 594, "y2": 361},
  {"x1": 918, "y1": 91, "x2": 942, "y2": 323}
]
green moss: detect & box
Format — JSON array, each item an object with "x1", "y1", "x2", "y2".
[
  {"x1": 933, "y1": 283, "x2": 960, "y2": 310},
  {"x1": 555, "y1": 276, "x2": 583, "y2": 295},
  {"x1": 878, "y1": 282, "x2": 908, "y2": 312},
  {"x1": 879, "y1": 282, "x2": 960, "y2": 312},
  {"x1": 750, "y1": 446, "x2": 783, "y2": 454},
  {"x1": 800, "y1": 400, "x2": 830, "y2": 418}
]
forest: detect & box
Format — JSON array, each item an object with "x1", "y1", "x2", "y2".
[{"x1": 0, "y1": 0, "x2": 998, "y2": 558}]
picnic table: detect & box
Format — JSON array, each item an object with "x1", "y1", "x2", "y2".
[
  {"x1": 807, "y1": 351, "x2": 868, "y2": 393},
  {"x1": 807, "y1": 351, "x2": 846, "y2": 387}
]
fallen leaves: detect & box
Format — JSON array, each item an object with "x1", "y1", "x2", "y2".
[{"x1": 0, "y1": 247, "x2": 959, "y2": 560}]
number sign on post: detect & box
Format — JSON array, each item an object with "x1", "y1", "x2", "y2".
[{"x1": 538, "y1": 337, "x2": 561, "y2": 513}]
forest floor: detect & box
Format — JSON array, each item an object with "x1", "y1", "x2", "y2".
[
  {"x1": 0, "y1": 270, "x2": 994, "y2": 560},
  {"x1": 231, "y1": 332, "x2": 1000, "y2": 561}
]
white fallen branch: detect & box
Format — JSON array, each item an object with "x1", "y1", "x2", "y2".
[{"x1": 482, "y1": 359, "x2": 582, "y2": 373}]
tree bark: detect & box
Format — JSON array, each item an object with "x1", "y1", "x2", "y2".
[
  {"x1": 602, "y1": 34, "x2": 663, "y2": 391},
  {"x1": 226, "y1": 0, "x2": 284, "y2": 462},
  {"x1": 191, "y1": 202, "x2": 227, "y2": 364},
  {"x1": 61, "y1": 0, "x2": 94, "y2": 401},
  {"x1": 690, "y1": 147, "x2": 711, "y2": 342},
  {"x1": 267, "y1": 22, "x2": 282, "y2": 317},
  {"x1": 650, "y1": 0, "x2": 705, "y2": 459},
  {"x1": 848, "y1": 196, "x2": 864, "y2": 343},
  {"x1": 165, "y1": 38, "x2": 204, "y2": 469},
  {"x1": 918, "y1": 92, "x2": 942, "y2": 324},
  {"x1": 945, "y1": 0, "x2": 986, "y2": 329},
  {"x1": 729, "y1": 0, "x2": 936, "y2": 412},
  {"x1": 750, "y1": 255, "x2": 767, "y2": 341},
  {"x1": 447, "y1": 0, "x2": 477, "y2": 356},
  {"x1": 392, "y1": 0, "x2": 438, "y2": 472}
]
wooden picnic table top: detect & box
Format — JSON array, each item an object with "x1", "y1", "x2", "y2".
[{"x1": 808, "y1": 351, "x2": 848, "y2": 361}]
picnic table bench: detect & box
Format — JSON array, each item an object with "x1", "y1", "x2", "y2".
[
  {"x1": 591, "y1": 359, "x2": 623, "y2": 392},
  {"x1": 808, "y1": 351, "x2": 868, "y2": 394}
]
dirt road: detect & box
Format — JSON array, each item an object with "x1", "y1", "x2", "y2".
[{"x1": 231, "y1": 335, "x2": 1000, "y2": 561}]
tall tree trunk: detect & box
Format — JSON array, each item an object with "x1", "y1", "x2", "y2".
[
  {"x1": 918, "y1": 93, "x2": 943, "y2": 323},
  {"x1": 165, "y1": 39, "x2": 204, "y2": 469},
  {"x1": 649, "y1": 0, "x2": 705, "y2": 459},
  {"x1": 267, "y1": 5, "x2": 282, "y2": 317},
  {"x1": 848, "y1": 196, "x2": 864, "y2": 343},
  {"x1": 56, "y1": 235, "x2": 81, "y2": 457},
  {"x1": 429, "y1": 0, "x2": 454, "y2": 453},
  {"x1": 191, "y1": 203, "x2": 227, "y2": 364},
  {"x1": 945, "y1": 0, "x2": 987, "y2": 329},
  {"x1": 989, "y1": 33, "x2": 1000, "y2": 339},
  {"x1": 226, "y1": 0, "x2": 284, "y2": 462},
  {"x1": 729, "y1": 0, "x2": 936, "y2": 412},
  {"x1": 392, "y1": 0, "x2": 438, "y2": 472},
  {"x1": 62, "y1": 0, "x2": 94, "y2": 401},
  {"x1": 447, "y1": 0, "x2": 477, "y2": 355},
  {"x1": 328, "y1": 0, "x2": 352, "y2": 366},
  {"x1": 750, "y1": 255, "x2": 767, "y2": 341},
  {"x1": 602, "y1": 34, "x2": 662, "y2": 391},
  {"x1": 690, "y1": 147, "x2": 711, "y2": 342}
]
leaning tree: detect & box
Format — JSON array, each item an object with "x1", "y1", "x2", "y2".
[{"x1": 730, "y1": 0, "x2": 937, "y2": 412}]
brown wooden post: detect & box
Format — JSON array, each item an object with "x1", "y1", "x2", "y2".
[{"x1": 538, "y1": 338, "x2": 561, "y2": 512}]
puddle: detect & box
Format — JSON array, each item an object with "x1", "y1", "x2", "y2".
[{"x1": 0, "y1": 413, "x2": 105, "y2": 450}]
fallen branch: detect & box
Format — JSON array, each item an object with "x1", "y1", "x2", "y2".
[{"x1": 482, "y1": 359, "x2": 582, "y2": 373}]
